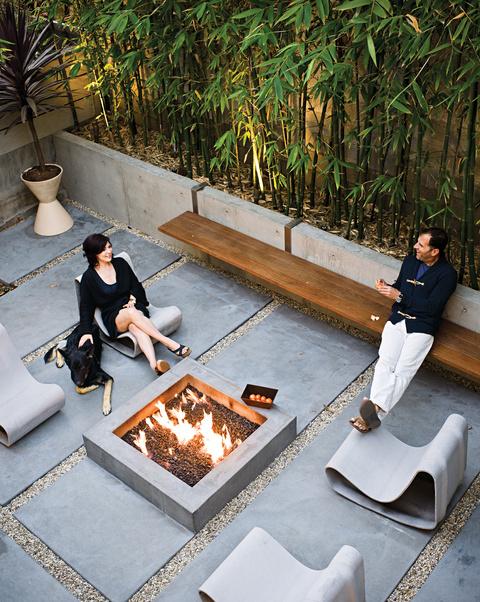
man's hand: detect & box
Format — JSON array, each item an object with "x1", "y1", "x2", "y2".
[
  {"x1": 375, "y1": 279, "x2": 400, "y2": 300},
  {"x1": 79, "y1": 334, "x2": 93, "y2": 347}
]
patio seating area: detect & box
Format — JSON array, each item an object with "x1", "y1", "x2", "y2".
[{"x1": 1, "y1": 202, "x2": 479, "y2": 602}]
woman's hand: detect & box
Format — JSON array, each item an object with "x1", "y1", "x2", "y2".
[
  {"x1": 79, "y1": 334, "x2": 93, "y2": 347},
  {"x1": 123, "y1": 294, "x2": 136, "y2": 309}
]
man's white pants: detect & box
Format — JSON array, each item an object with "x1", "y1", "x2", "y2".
[{"x1": 370, "y1": 320, "x2": 434, "y2": 415}]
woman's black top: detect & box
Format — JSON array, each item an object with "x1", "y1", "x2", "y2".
[{"x1": 79, "y1": 257, "x2": 150, "y2": 338}]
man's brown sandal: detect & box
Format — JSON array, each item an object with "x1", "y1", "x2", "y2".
[
  {"x1": 155, "y1": 359, "x2": 171, "y2": 375},
  {"x1": 349, "y1": 416, "x2": 371, "y2": 433},
  {"x1": 349, "y1": 399, "x2": 381, "y2": 433},
  {"x1": 359, "y1": 398, "x2": 381, "y2": 429}
]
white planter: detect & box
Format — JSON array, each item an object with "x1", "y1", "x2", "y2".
[{"x1": 21, "y1": 163, "x2": 73, "y2": 236}]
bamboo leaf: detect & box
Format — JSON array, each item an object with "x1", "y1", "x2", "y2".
[
  {"x1": 333, "y1": 160, "x2": 340, "y2": 190},
  {"x1": 304, "y1": 59, "x2": 317, "y2": 84},
  {"x1": 69, "y1": 62, "x2": 82, "y2": 77},
  {"x1": 391, "y1": 99, "x2": 412, "y2": 114},
  {"x1": 273, "y1": 76, "x2": 284, "y2": 103},
  {"x1": 372, "y1": 4, "x2": 387, "y2": 18},
  {"x1": 232, "y1": 8, "x2": 263, "y2": 20},
  {"x1": 303, "y1": 3, "x2": 312, "y2": 29},
  {"x1": 316, "y1": 0, "x2": 329, "y2": 22},
  {"x1": 412, "y1": 81, "x2": 428, "y2": 112},
  {"x1": 367, "y1": 33, "x2": 377, "y2": 66},
  {"x1": 335, "y1": 0, "x2": 371, "y2": 11},
  {"x1": 406, "y1": 14, "x2": 422, "y2": 34},
  {"x1": 375, "y1": 0, "x2": 392, "y2": 14}
]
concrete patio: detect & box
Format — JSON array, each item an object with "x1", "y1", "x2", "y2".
[{"x1": 1, "y1": 201, "x2": 479, "y2": 602}]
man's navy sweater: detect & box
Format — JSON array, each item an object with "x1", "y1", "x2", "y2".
[{"x1": 389, "y1": 254, "x2": 457, "y2": 335}]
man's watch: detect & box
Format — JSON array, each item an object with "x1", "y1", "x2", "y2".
[{"x1": 396, "y1": 292, "x2": 403, "y2": 303}]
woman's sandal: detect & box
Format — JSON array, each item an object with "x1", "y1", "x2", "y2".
[
  {"x1": 155, "y1": 360, "x2": 171, "y2": 375},
  {"x1": 170, "y1": 344, "x2": 191, "y2": 358}
]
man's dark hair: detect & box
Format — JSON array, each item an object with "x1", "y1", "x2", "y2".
[
  {"x1": 422, "y1": 227, "x2": 448, "y2": 254},
  {"x1": 83, "y1": 233, "x2": 111, "y2": 268}
]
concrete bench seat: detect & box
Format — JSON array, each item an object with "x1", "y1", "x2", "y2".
[
  {"x1": 199, "y1": 527, "x2": 365, "y2": 602},
  {"x1": 0, "y1": 323, "x2": 65, "y2": 447},
  {"x1": 325, "y1": 414, "x2": 468, "y2": 529},
  {"x1": 159, "y1": 212, "x2": 480, "y2": 384}
]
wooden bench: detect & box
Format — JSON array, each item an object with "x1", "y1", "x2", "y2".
[{"x1": 159, "y1": 211, "x2": 480, "y2": 384}]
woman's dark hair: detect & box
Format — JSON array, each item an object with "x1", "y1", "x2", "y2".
[
  {"x1": 422, "y1": 227, "x2": 449, "y2": 254},
  {"x1": 83, "y1": 233, "x2": 111, "y2": 268}
]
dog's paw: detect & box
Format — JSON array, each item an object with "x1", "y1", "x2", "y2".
[
  {"x1": 102, "y1": 401, "x2": 112, "y2": 416},
  {"x1": 75, "y1": 384, "x2": 99, "y2": 394}
]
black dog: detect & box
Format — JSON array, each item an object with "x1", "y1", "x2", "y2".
[{"x1": 44, "y1": 325, "x2": 113, "y2": 415}]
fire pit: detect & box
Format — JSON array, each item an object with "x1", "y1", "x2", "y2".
[
  {"x1": 119, "y1": 377, "x2": 261, "y2": 487},
  {"x1": 84, "y1": 359, "x2": 296, "y2": 531}
]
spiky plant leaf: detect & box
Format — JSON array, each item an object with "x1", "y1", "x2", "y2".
[{"x1": 0, "y1": 2, "x2": 74, "y2": 141}]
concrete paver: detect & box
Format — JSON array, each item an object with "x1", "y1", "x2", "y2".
[{"x1": 15, "y1": 459, "x2": 193, "y2": 602}]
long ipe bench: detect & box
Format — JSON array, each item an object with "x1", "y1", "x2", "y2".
[{"x1": 159, "y1": 211, "x2": 480, "y2": 384}]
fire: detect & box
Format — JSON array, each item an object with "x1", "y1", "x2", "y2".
[
  {"x1": 135, "y1": 388, "x2": 242, "y2": 465},
  {"x1": 133, "y1": 430, "x2": 151, "y2": 458}
]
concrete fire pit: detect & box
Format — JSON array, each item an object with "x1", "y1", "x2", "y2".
[{"x1": 83, "y1": 359, "x2": 296, "y2": 531}]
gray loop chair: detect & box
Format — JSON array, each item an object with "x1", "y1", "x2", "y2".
[
  {"x1": 325, "y1": 414, "x2": 468, "y2": 529},
  {"x1": 75, "y1": 251, "x2": 182, "y2": 358},
  {"x1": 0, "y1": 323, "x2": 65, "y2": 447},
  {"x1": 199, "y1": 527, "x2": 365, "y2": 602}
]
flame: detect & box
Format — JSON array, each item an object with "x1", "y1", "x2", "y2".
[
  {"x1": 133, "y1": 430, "x2": 150, "y2": 458},
  {"x1": 131, "y1": 388, "x2": 242, "y2": 465}
]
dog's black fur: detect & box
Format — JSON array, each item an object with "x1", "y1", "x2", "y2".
[{"x1": 44, "y1": 325, "x2": 113, "y2": 415}]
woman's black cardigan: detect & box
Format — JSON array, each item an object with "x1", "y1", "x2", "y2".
[{"x1": 78, "y1": 257, "x2": 149, "y2": 337}]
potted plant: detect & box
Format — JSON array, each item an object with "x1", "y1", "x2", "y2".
[{"x1": 0, "y1": 3, "x2": 74, "y2": 235}]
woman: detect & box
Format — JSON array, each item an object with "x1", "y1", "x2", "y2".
[{"x1": 78, "y1": 233, "x2": 191, "y2": 374}]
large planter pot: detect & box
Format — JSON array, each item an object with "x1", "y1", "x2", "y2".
[{"x1": 21, "y1": 163, "x2": 73, "y2": 236}]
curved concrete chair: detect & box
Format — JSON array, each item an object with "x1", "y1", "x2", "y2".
[
  {"x1": 199, "y1": 527, "x2": 365, "y2": 602},
  {"x1": 0, "y1": 323, "x2": 65, "y2": 447},
  {"x1": 75, "y1": 251, "x2": 182, "y2": 358},
  {"x1": 325, "y1": 414, "x2": 468, "y2": 530}
]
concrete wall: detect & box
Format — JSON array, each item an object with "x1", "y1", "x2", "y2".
[
  {"x1": 197, "y1": 187, "x2": 290, "y2": 250},
  {"x1": 51, "y1": 131, "x2": 480, "y2": 333},
  {"x1": 54, "y1": 132, "x2": 195, "y2": 238},
  {"x1": 0, "y1": 137, "x2": 56, "y2": 226}
]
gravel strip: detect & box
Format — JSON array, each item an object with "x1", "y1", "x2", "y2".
[
  {"x1": 387, "y1": 473, "x2": 480, "y2": 601},
  {"x1": 0, "y1": 507, "x2": 105, "y2": 601},
  {"x1": 130, "y1": 364, "x2": 375, "y2": 601}
]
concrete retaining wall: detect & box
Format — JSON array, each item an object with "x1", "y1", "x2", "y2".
[
  {"x1": 197, "y1": 186, "x2": 290, "y2": 250},
  {"x1": 54, "y1": 132, "x2": 195, "y2": 239},
  {"x1": 51, "y1": 131, "x2": 480, "y2": 333}
]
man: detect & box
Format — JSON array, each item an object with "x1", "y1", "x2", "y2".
[{"x1": 350, "y1": 227, "x2": 457, "y2": 432}]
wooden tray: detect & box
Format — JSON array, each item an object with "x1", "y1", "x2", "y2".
[{"x1": 241, "y1": 384, "x2": 278, "y2": 409}]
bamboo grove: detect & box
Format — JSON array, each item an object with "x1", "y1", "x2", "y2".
[{"x1": 29, "y1": 0, "x2": 480, "y2": 288}]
